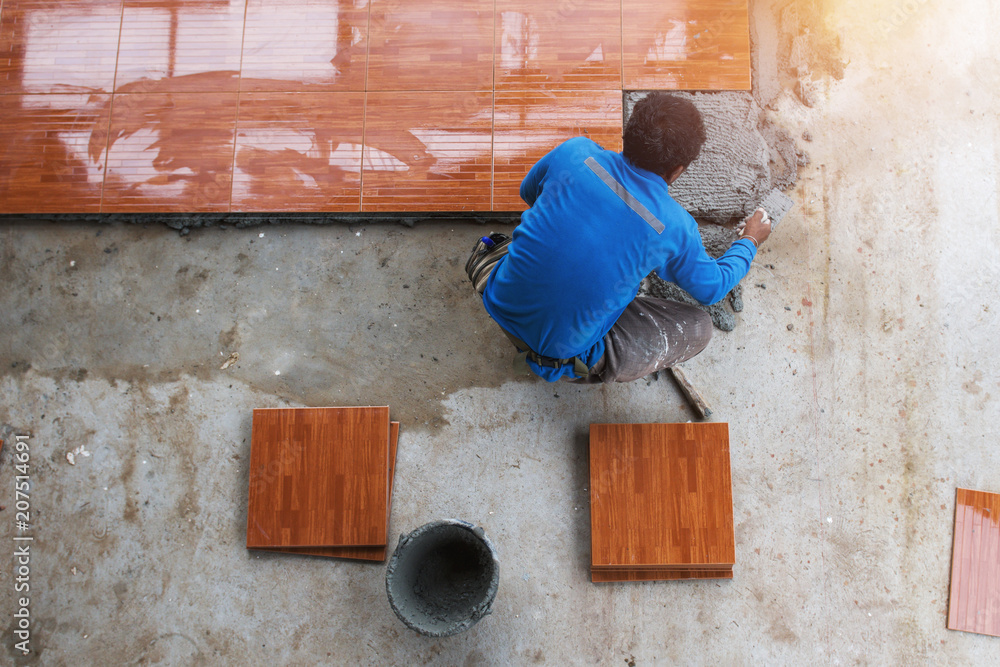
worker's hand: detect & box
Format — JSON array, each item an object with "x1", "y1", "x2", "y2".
[{"x1": 738, "y1": 208, "x2": 771, "y2": 247}]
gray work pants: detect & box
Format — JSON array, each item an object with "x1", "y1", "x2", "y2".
[{"x1": 569, "y1": 297, "x2": 713, "y2": 384}]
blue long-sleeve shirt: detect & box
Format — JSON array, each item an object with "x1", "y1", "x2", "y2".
[{"x1": 482, "y1": 137, "x2": 756, "y2": 381}]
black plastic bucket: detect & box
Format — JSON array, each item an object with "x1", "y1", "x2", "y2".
[{"x1": 385, "y1": 519, "x2": 500, "y2": 637}]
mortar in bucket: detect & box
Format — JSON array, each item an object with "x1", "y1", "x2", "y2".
[{"x1": 385, "y1": 519, "x2": 500, "y2": 637}]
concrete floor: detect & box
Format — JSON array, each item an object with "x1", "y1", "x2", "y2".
[{"x1": 3, "y1": 0, "x2": 1000, "y2": 664}]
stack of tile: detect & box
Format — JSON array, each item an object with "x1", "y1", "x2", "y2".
[
  {"x1": 246, "y1": 406, "x2": 399, "y2": 562},
  {"x1": 589, "y1": 423, "x2": 735, "y2": 582}
]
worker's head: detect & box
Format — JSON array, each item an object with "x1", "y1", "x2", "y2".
[{"x1": 623, "y1": 93, "x2": 706, "y2": 184}]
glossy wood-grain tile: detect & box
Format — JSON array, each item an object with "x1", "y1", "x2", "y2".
[
  {"x1": 362, "y1": 91, "x2": 493, "y2": 211},
  {"x1": 493, "y1": 89, "x2": 622, "y2": 211},
  {"x1": 266, "y1": 421, "x2": 399, "y2": 561},
  {"x1": 0, "y1": 94, "x2": 110, "y2": 212},
  {"x1": 367, "y1": 0, "x2": 494, "y2": 91},
  {"x1": 0, "y1": 0, "x2": 754, "y2": 213},
  {"x1": 948, "y1": 488, "x2": 1000, "y2": 638},
  {"x1": 592, "y1": 567, "x2": 733, "y2": 582},
  {"x1": 247, "y1": 406, "x2": 390, "y2": 549},
  {"x1": 622, "y1": 0, "x2": 751, "y2": 91},
  {"x1": 100, "y1": 92, "x2": 238, "y2": 212},
  {"x1": 590, "y1": 423, "x2": 735, "y2": 569},
  {"x1": 241, "y1": 0, "x2": 369, "y2": 92},
  {"x1": 0, "y1": 0, "x2": 124, "y2": 94},
  {"x1": 232, "y1": 92, "x2": 364, "y2": 211},
  {"x1": 495, "y1": 1, "x2": 621, "y2": 91},
  {"x1": 116, "y1": 0, "x2": 247, "y2": 92}
]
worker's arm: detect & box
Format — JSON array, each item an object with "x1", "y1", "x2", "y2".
[
  {"x1": 659, "y1": 211, "x2": 770, "y2": 305},
  {"x1": 664, "y1": 238, "x2": 755, "y2": 305},
  {"x1": 519, "y1": 147, "x2": 556, "y2": 207}
]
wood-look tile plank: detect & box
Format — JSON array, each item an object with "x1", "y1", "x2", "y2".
[
  {"x1": 493, "y1": 89, "x2": 622, "y2": 211},
  {"x1": 947, "y1": 488, "x2": 1000, "y2": 638},
  {"x1": 0, "y1": 0, "x2": 124, "y2": 94},
  {"x1": 232, "y1": 92, "x2": 363, "y2": 212},
  {"x1": 115, "y1": 0, "x2": 247, "y2": 92},
  {"x1": 495, "y1": 1, "x2": 621, "y2": 91},
  {"x1": 246, "y1": 407, "x2": 390, "y2": 549},
  {"x1": 241, "y1": 0, "x2": 369, "y2": 92},
  {"x1": 592, "y1": 567, "x2": 733, "y2": 582},
  {"x1": 622, "y1": 0, "x2": 750, "y2": 91},
  {"x1": 0, "y1": 94, "x2": 110, "y2": 212},
  {"x1": 266, "y1": 421, "x2": 399, "y2": 561},
  {"x1": 590, "y1": 423, "x2": 735, "y2": 569},
  {"x1": 591, "y1": 563, "x2": 732, "y2": 572},
  {"x1": 362, "y1": 91, "x2": 492, "y2": 212},
  {"x1": 367, "y1": 0, "x2": 494, "y2": 91},
  {"x1": 101, "y1": 92, "x2": 238, "y2": 212}
]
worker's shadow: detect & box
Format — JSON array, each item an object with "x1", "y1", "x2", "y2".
[
  {"x1": 569, "y1": 425, "x2": 593, "y2": 578},
  {"x1": 232, "y1": 411, "x2": 254, "y2": 558}
]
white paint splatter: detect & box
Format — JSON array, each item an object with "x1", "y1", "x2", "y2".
[{"x1": 65, "y1": 445, "x2": 91, "y2": 465}]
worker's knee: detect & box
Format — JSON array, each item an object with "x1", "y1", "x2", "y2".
[
  {"x1": 689, "y1": 307, "x2": 714, "y2": 351},
  {"x1": 687, "y1": 305, "x2": 713, "y2": 336}
]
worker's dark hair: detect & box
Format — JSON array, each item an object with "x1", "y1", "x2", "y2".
[{"x1": 622, "y1": 93, "x2": 707, "y2": 177}]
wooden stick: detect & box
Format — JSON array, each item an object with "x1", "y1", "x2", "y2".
[{"x1": 667, "y1": 366, "x2": 713, "y2": 420}]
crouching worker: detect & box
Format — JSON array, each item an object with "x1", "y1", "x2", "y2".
[{"x1": 466, "y1": 93, "x2": 771, "y2": 383}]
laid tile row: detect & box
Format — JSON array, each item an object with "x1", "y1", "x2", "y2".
[
  {"x1": 0, "y1": 90, "x2": 623, "y2": 213},
  {"x1": 0, "y1": 0, "x2": 750, "y2": 95}
]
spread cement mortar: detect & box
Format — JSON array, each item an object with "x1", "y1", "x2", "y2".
[
  {"x1": 625, "y1": 90, "x2": 802, "y2": 224},
  {"x1": 385, "y1": 520, "x2": 500, "y2": 638}
]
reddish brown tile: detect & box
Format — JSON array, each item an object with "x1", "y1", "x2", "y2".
[
  {"x1": 101, "y1": 92, "x2": 238, "y2": 212},
  {"x1": 241, "y1": 0, "x2": 369, "y2": 92},
  {"x1": 592, "y1": 567, "x2": 733, "y2": 582},
  {"x1": 263, "y1": 421, "x2": 400, "y2": 562},
  {"x1": 367, "y1": 0, "x2": 494, "y2": 91},
  {"x1": 0, "y1": 0, "x2": 124, "y2": 94},
  {"x1": 362, "y1": 91, "x2": 492, "y2": 211},
  {"x1": 590, "y1": 423, "x2": 735, "y2": 569},
  {"x1": 232, "y1": 92, "x2": 364, "y2": 212},
  {"x1": 948, "y1": 488, "x2": 1000, "y2": 638},
  {"x1": 622, "y1": 0, "x2": 751, "y2": 91},
  {"x1": 495, "y1": 1, "x2": 621, "y2": 91},
  {"x1": 115, "y1": 0, "x2": 248, "y2": 92},
  {"x1": 247, "y1": 407, "x2": 390, "y2": 549},
  {"x1": 0, "y1": 94, "x2": 110, "y2": 212},
  {"x1": 493, "y1": 89, "x2": 622, "y2": 211}
]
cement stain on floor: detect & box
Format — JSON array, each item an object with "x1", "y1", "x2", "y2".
[{"x1": 0, "y1": 221, "x2": 532, "y2": 432}]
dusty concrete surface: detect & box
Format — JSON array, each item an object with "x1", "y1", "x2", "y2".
[{"x1": 2, "y1": 0, "x2": 1000, "y2": 664}]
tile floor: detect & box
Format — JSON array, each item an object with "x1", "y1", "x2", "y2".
[{"x1": 0, "y1": 0, "x2": 749, "y2": 213}]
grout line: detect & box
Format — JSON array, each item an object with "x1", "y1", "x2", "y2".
[
  {"x1": 110, "y1": 0, "x2": 124, "y2": 93},
  {"x1": 100, "y1": 0, "x2": 127, "y2": 213},
  {"x1": 228, "y1": 0, "x2": 251, "y2": 213},
  {"x1": 490, "y1": 0, "x2": 496, "y2": 211},
  {"x1": 359, "y1": 1, "x2": 373, "y2": 213},
  {"x1": 744, "y1": 2, "x2": 753, "y2": 92},
  {"x1": 619, "y1": 0, "x2": 625, "y2": 92}
]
